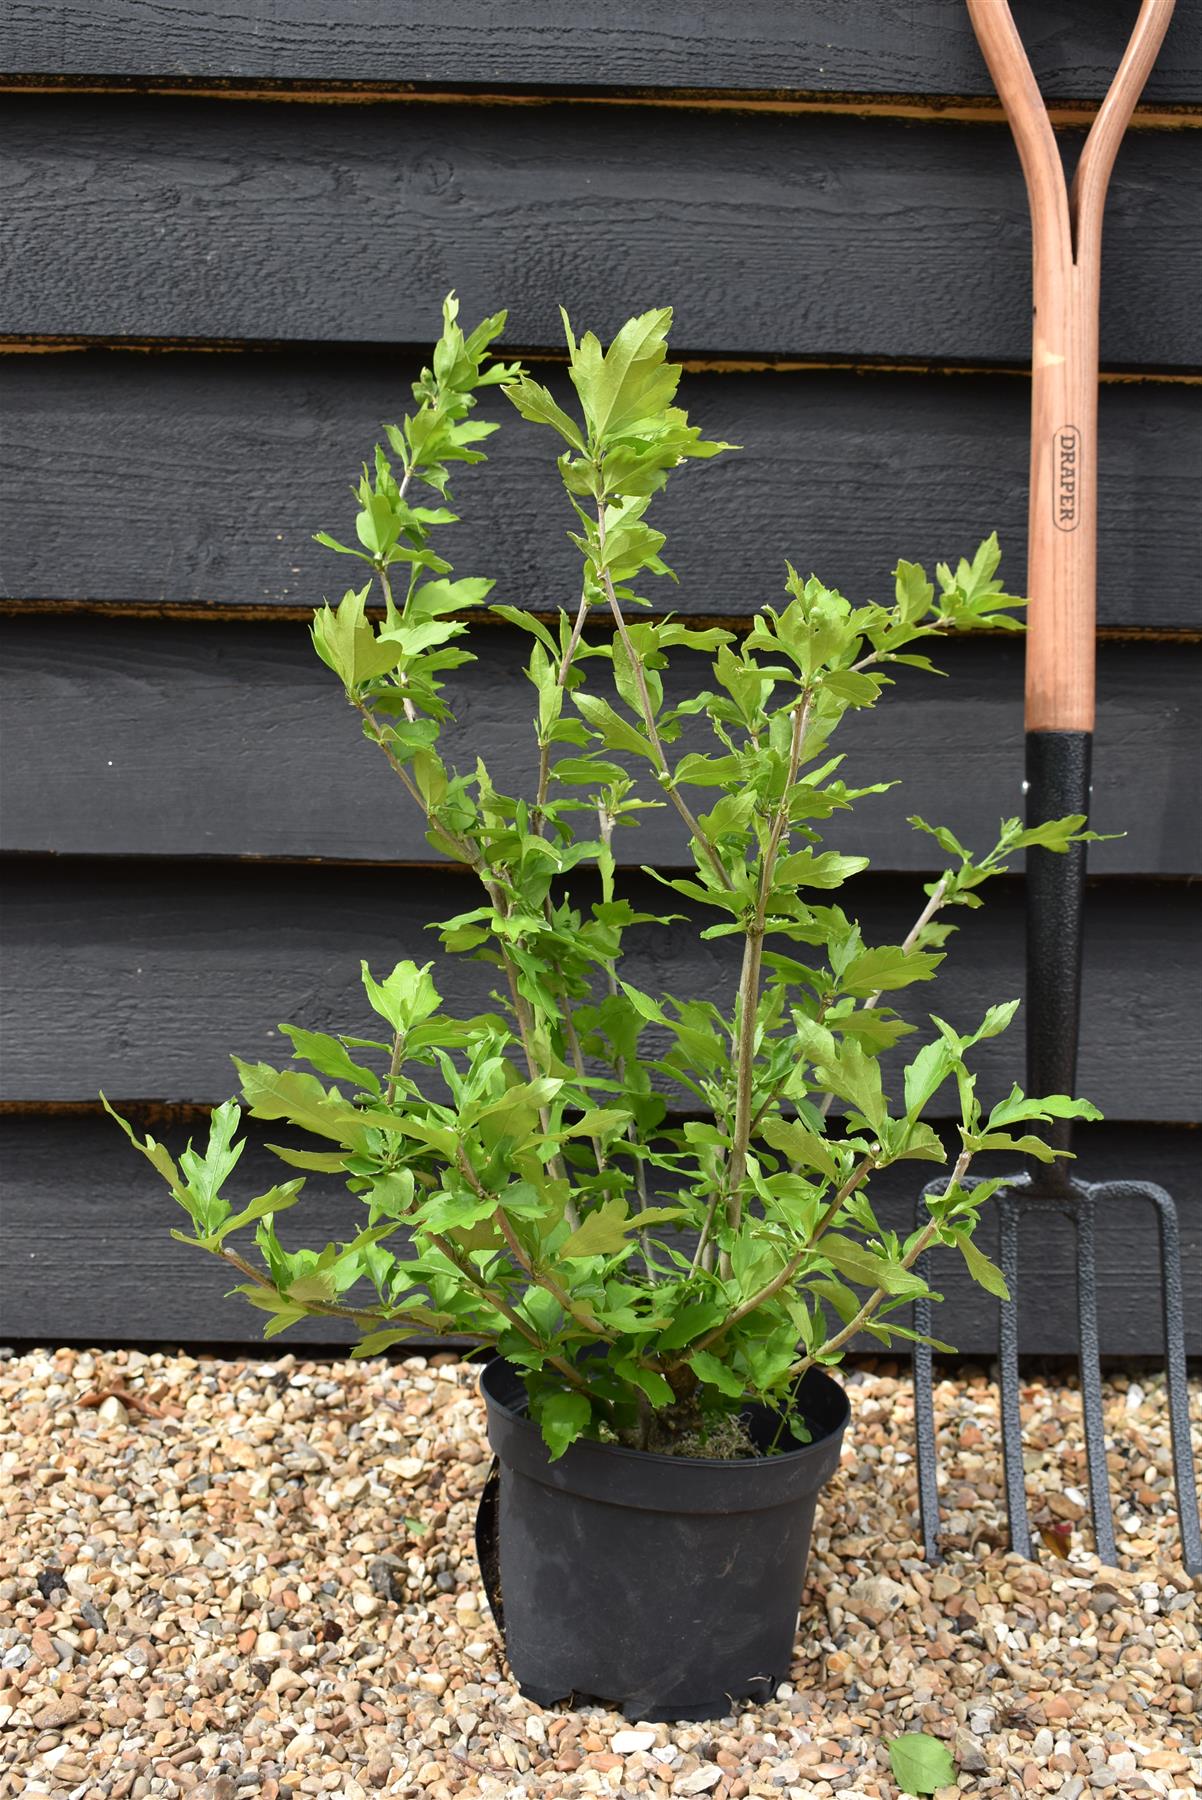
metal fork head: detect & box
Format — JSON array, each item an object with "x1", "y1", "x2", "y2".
[{"x1": 911, "y1": 1171, "x2": 1200, "y2": 1577}]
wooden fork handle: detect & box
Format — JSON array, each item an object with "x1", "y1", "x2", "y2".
[{"x1": 966, "y1": 0, "x2": 1177, "y2": 732}]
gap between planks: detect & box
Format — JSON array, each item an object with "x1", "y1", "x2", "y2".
[
  {"x1": 2, "y1": 1097, "x2": 1196, "y2": 1126},
  {"x1": 0, "y1": 600, "x2": 1198, "y2": 643},
  {"x1": 0, "y1": 76, "x2": 1198, "y2": 129},
  {"x1": 4, "y1": 851, "x2": 1194, "y2": 887},
  {"x1": 1, "y1": 339, "x2": 1198, "y2": 386}
]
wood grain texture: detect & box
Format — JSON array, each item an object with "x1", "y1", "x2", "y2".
[
  {"x1": 2, "y1": 860, "x2": 1196, "y2": 1116},
  {"x1": 2, "y1": 1114, "x2": 1196, "y2": 1355},
  {"x1": 3, "y1": 1, "x2": 1200, "y2": 103},
  {"x1": 966, "y1": 0, "x2": 1179, "y2": 733},
  {"x1": 1, "y1": 356, "x2": 1197, "y2": 627},
  {"x1": 2, "y1": 623, "x2": 1197, "y2": 875},
  {"x1": 1, "y1": 98, "x2": 1198, "y2": 363}
]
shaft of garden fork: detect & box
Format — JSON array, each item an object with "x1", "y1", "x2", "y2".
[{"x1": 966, "y1": 0, "x2": 1177, "y2": 736}]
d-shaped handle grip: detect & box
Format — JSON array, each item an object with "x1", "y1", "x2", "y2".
[{"x1": 966, "y1": 0, "x2": 1177, "y2": 733}]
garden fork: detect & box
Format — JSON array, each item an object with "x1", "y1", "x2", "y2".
[{"x1": 910, "y1": 0, "x2": 1200, "y2": 1577}]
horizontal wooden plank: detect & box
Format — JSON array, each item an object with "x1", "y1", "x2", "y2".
[
  {"x1": 3, "y1": 2, "x2": 1200, "y2": 105},
  {"x1": 2, "y1": 860, "x2": 1196, "y2": 1116},
  {"x1": 1, "y1": 99, "x2": 1198, "y2": 364},
  {"x1": 0, "y1": 357, "x2": 1197, "y2": 628},
  {"x1": 2, "y1": 1114, "x2": 1196, "y2": 1356},
  {"x1": 2, "y1": 623, "x2": 1196, "y2": 875}
]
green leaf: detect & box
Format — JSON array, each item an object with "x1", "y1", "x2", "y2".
[
  {"x1": 894, "y1": 559, "x2": 935, "y2": 624},
  {"x1": 353, "y1": 1329, "x2": 427, "y2": 1360},
  {"x1": 361, "y1": 960, "x2": 440, "y2": 1033},
  {"x1": 279, "y1": 1025, "x2": 381, "y2": 1094},
  {"x1": 232, "y1": 1059, "x2": 374, "y2": 1151},
  {"x1": 656, "y1": 1301, "x2": 726, "y2": 1351},
  {"x1": 561, "y1": 1107, "x2": 632, "y2": 1140},
  {"x1": 631, "y1": 1205, "x2": 689, "y2": 1230},
  {"x1": 821, "y1": 669, "x2": 882, "y2": 707},
  {"x1": 212, "y1": 1181, "x2": 304, "y2": 1246},
  {"x1": 613, "y1": 1358, "x2": 674, "y2": 1408},
  {"x1": 100, "y1": 1091, "x2": 182, "y2": 1190},
  {"x1": 560, "y1": 1197, "x2": 632, "y2": 1258},
  {"x1": 573, "y1": 691, "x2": 657, "y2": 763},
  {"x1": 986, "y1": 1085, "x2": 1104, "y2": 1129},
  {"x1": 567, "y1": 307, "x2": 679, "y2": 443},
  {"x1": 813, "y1": 1039, "x2": 888, "y2": 1135},
  {"x1": 537, "y1": 1389, "x2": 593, "y2": 1461},
  {"x1": 903, "y1": 1039, "x2": 957, "y2": 1119},
  {"x1": 841, "y1": 944, "x2": 942, "y2": 998},
  {"x1": 1005, "y1": 815, "x2": 1099, "y2": 853},
  {"x1": 503, "y1": 375, "x2": 586, "y2": 451},
  {"x1": 967, "y1": 1131, "x2": 1065, "y2": 1163},
  {"x1": 954, "y1": 1233, "x2": 1010, "y2": 1300},
  {"x1": 490, "y1": 605, "x2": 560, "y2": 654},
  {"x1": 311, "y1": 584, "x2": 404, "y2": 692},
  {"x1": 888, "y1": 1733, "x2": 956, "y2": 1797},
  {"x1": 906, "y1": 815, "x2": 971, "y2": 861},
  {"x1": 686, "y1": 1350, "x2": 746, "y2": 1399},
  {"x1": 760, "y1": 1118, "x2": 842, "y2": 1184},
  {"x1": 821, "y1": 1235, "x2": 926, "y2": 1296},
  {"x1": 773, "y1": 849, "x2": 869, "y2": 890},
  {"x1": 178, "y1": 1101, "x2": 245, "y2": 1235},
  {"x1": 266, "y1": 1143, "x2": 349, "y2": 1173},
  {"x1": 287, "y1": 1269, "x2": 339, "y2": 1305}
]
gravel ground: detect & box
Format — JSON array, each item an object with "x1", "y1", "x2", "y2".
[{"x1": 0, "y1": 1347, "x2": 1197, "y2": 1800}]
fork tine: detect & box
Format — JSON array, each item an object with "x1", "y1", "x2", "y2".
[
  {"x1": 912, "y1": 1228, "x2": 942, "y2": 1564},
  {"x1": 1143, "y1": 1181, "x2": 1202, "y2": 1577},
  {"x1": 1074, "y1": 1188, "x2": 1118, "y2": 1567},
  {"x1": 998, "y1": 1187, "x2": 1032, "y2": 1560}
]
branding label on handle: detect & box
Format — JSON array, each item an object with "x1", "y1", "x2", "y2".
[{"x1": 1053, "y1": 425, "x2": 1081, "y2": 532}]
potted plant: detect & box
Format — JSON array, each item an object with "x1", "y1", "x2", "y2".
[{"x1": 106, "y1": 298, "x2": 1100, "y2": 1721}]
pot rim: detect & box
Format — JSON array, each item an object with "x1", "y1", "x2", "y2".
[{"x1": 478, "y1": 1354, "x2": 850, "y2": 1471}]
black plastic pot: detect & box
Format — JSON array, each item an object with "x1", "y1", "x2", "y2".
[{"x1": 476, "y1": 1357, "x2": 849, "y2": 1721}]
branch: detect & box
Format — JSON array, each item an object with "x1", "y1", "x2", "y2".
[
  {"x1": 597, "y1": 800, "x2": 653, "y2": 1255},
  {"x1": 376, "y1": 564, "x2": 417, "y2": 724},
  {"x1": 423, "y1": 1230, "x2": 607, "y2": 1409},
  {"x1": 720, "y1": 691, "x2": 811, "y2": 1276},
  {"x1": 383, "y1": 1031, "x2": 407, "y2": 1107},
  {"x1": 219, "y1": 1249, "x2": 388, "y2": 1326},
  {"x1": 680, "y1": 1151, "x2": 874, "y2": 1363},
  {"x1": 803, "y1": 1152, "x2": 876, "y2": 1256},
  {"x1": 594, "y1": 508, "x2": 733, "y2": 894},
  {"x1": 533, "y1": 585, "x2": 591, "y2": 833},
  {"x1": 790, "y1": 1147, "x2": 973, "y2": 1377},
  {"x1": 817, "y1": 870, "x2": 950, "y2": 1121},
  {"x1": 455, "y1": 1147, "x2": 611, "y2": 1340},
  {"x1": 688, "y1": 1189, "x2": 723, "y2": 1276}
]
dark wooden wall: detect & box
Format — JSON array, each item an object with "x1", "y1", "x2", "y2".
[{"x1": 2, "y1": 3, "x2": 1199, "y2": 1352}]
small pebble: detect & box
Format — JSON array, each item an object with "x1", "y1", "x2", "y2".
[{"x1": 612, "y1": 1728, "x2": 657, "y2": 1753}]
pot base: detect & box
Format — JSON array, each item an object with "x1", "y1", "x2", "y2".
[{"x1": 516, "y1": 1678, "x2": 761, "y2": 1725}]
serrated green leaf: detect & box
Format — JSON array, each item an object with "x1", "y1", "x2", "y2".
[
  {"x1": 537, "y1": 1389, "x2": 592, "y2": 1461},
  {"x1": 361, "y1": 959, "x2": 440, "y2": 1033},
  {"x1": 503, "y1": 375, "x2": 586, "y2": 451}
]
